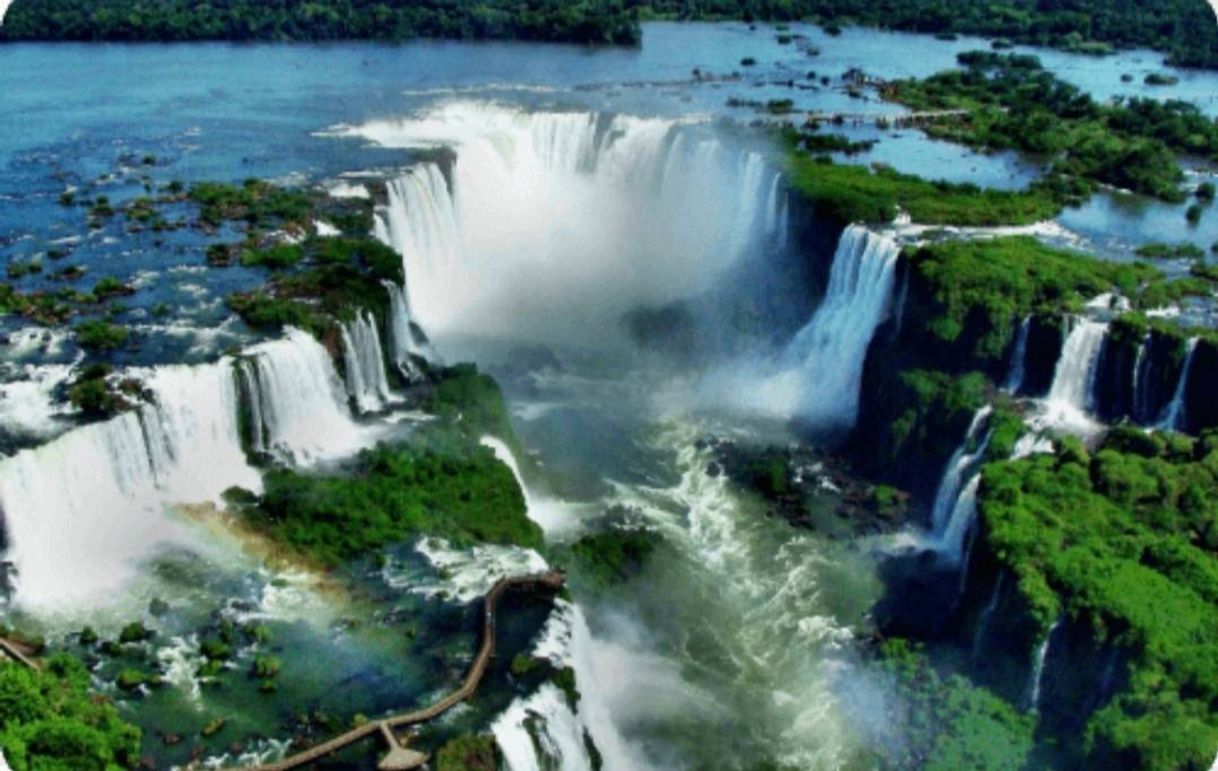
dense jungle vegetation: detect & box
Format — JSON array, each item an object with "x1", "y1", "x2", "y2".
[
  {"x1": 0, "y1": 0, "x2": 640, "y2": 44},
  {"x1": 5, "y1": 0, "x2": 1216, "y2": 72},
  {"x1": 978, "y1": 429, "x2": 1218, "y2": 769}
]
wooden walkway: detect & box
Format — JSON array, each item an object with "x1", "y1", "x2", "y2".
[
  {"x1": 802, "y1": 108, "x2": 970, "y2": 126},
  {"x1": 0, "y1": 636, "x2": 40, "y2": 670},
  {"x1": 248, "y1": 570, "x2": 566, "y2": 771}
]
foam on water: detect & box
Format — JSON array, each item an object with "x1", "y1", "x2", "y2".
[{"x1": 395, "y1": 537, "x2": 549, "y2": 604}]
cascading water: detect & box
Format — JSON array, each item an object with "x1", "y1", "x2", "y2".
[
  {"x1": 1158, "y1": 338, "x2": 1198, "y2": 431},
  {"x1": 382, "y1": 280, "x2": 432, "y2": 378},
  {"x1": 1130, "y1": 335, "x2": 1150, "y2": 421},
  {"x1": 339, "y1": 310, "x2": 394, "y2": 413},
  {"x1": 346, "y1": 103, "x2": 784, "y2": 348},
  {"x1": 1027, "y1": 618, "x2": 1062, "y2": 712},
  {"x1": 972, "y1": 572, "x2": 1005, "y2": 660},
  {"x1": 479, "y1": 436, "x2": 586, "y2": 538},
  {"x1": 929, "y1": 407, "x2": 993, "y2": 562},
  {"x1": 491, "y1": 600, "x2": 647, "y2": 771},
  {"x1": 733, "y1": 226, "x2": 901, "y2": 426},
  {"x1": 1043, "y1": 318, "x2": 1108, "y2": 431},
  {"x1": 930, "y1": 407, "x2": 993, "y2": 537},
  {"x1": 0, "y1": 360, "x2": 260, "y2": 611},
  {"x1": 1004, "y1": 316, "x2": 1030, "y2": 394},
  {"x1": 239, "y1": 327, "x2": 368, "y2": 464}
]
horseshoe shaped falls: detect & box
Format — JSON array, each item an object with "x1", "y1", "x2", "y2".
[{"x1": 3, "y1": 7, "x2": 1218, "y2": 771}]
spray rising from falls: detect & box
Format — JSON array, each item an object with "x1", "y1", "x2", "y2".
[
  {"x1": 0, "y1": 360, "x2": 261, "y2": 611},
  {"x1": 1042, "y1": 318, "x2": 1108, "y2": 432},
  {"x1": 1158, "y1": 338, "x2": 1198, "y2": 431},
  {"x1": 239, "y1": 327, "x2": 368, "y2": 464},
  {"x1": 382, "y1": 280, "x2": 433, "y2": 378},
  {"x1": 339, "y1": 310, "x2": 394, "y2": 413},
  {"x1": 930, "y1": 407, "x2": 993, "y2": 561},
  {"x1": 350, "y1": 102, "x2": 786, "y2": 348},
  {"x1": 728, "y1": 225, "x2": 900, "y2": 426}
]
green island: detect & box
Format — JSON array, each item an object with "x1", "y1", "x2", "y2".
[
  {"x1": 639, "y1": 0, "x2": 1218, "y2": 69},
  {"x1": 228, "y1": 416, "x2": 543, "y2": 569},
  {"x1": 883, "y1": 51, "x2": 1218, "y2": 204},
  {"x1": 784, "y1": 152, "x2": 1061, "y2": 226}
]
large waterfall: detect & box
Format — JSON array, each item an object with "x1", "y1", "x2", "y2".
[
  {"x1": 1043, "y1": 318, "x2": 1108, "y2": 431},
  {"x1": 239, "y1": 328, "x2": 368, "y2": 464},
  {"x1": 339, "y1": 310, "x2": 394, "y2": 413},
  {"x1": 0, "y1": 360, "x2": 260, "y2": 610},
  {"x1": 347, "y1": 102, "x2": 786, "y2": 348},
  {"x1": 731, "y1": 226, "x2": 901, "y2": 426}
]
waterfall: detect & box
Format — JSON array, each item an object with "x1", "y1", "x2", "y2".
[
  {"x1": 492, "y1": 601, "x2": 645, "y2": 771},
  {"x1": 939, "y1": 475, "x2": 982, "y2": 563},
  {"x1": 383, "y1": 280, "x2": 433, "y2": 378},
  {"x1": 1044, "y1": 318, "x2": 1108, "y2": 429},
  {"x1": 349, "y1": 103, "x2": 784, "y2": 346},
  {"x1": 972, "y1": 572, "x2": 1004, "y2": 660},
  {"x1": 479, "y1": 436, "x2": 583, "y2": 537},
  {"x1": 1130, "y1": 335, "x2": 1150, "y2": 421},
  {"x1": 1157, "y1": 338, "x2": 1198, "y2": 432},
  {"x1": 930, "y1": 407, "x2": 993, "y2": 536},
  {"x1": 763, "y1": 170, "x2": 789, "y2": 245},
  {"x1": 739, "y1": 226, "x2": 901, "y2": 426},
  {"x1": 1027, "y1": 618, "x2": 1062, "y2": 712},
  {"x1": 339, "y1": 310, "x2": 394, "y2": 413},
  {"x1": 1004, "y1": 316, "x2": 1030, "y2": 394},
  {"x1": 239, "y1": 327, "x2": 367, "y2": 464},
  {"x1": 0, "y1": 360, "x2": 260, "y2": 611}
]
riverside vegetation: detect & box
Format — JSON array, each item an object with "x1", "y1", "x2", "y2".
[
  {"x1": 7, "y1": 0, "x2": 1217, "y2": 71},
  {"x1": 885, "y1": 51, "x2": 1218, "y2": 204}
]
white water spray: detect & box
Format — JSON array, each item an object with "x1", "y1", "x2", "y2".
[
  {"x1": 0, "y1": 360, "x2": 259, "y2": 611},
  {"x1": 339, "y1": 310, "x2": 394, "y2": 413},
  {"x1": 346, "y1": 102, "x2": 783, "y2": 348},
  {"x1": 239, "y1": 327, "x2": 369, "y2": 464},
  {"x1": 1158, "y1": 338, "x2": 1198, "y2": 432},
  {"x1": 1042, "y1": 318, "x2": 1108, "y2": 432},
  {"x1": 724, "y1": 226, "x2": 901, "y2": 426}
]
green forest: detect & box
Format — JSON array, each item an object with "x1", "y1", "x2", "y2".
[
  {"x1": 4, "y1": 0, "x2": 1217, "y2": 70},
  {"x1": 887, "y1": 52, "x2": 1218, "y2": 203},
  {"x1": 0, "y1": 0, "x2": 640, "y2": 44},
  {"x1": 978, "y1": 429, "x2": 1218, "y2": 769}
]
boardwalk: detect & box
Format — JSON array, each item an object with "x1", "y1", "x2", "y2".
[
  {"x1": 802, "y1": 108, "x2": 970, "y2": 126},
  {"x1": 0, "y1": 636, "x2": 40, "y2": 670},
  {"x1": 248, "y1": 570, "x2": 566, "y2": 771}
]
